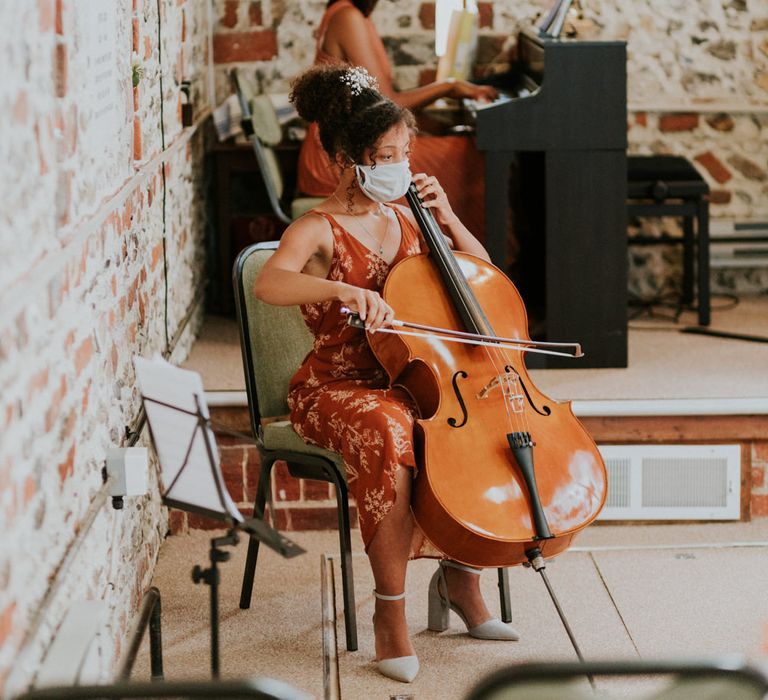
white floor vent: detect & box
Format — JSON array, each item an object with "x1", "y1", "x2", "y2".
[{"x1": 597, "y1": 445, "x2": 741, "y2": 521}]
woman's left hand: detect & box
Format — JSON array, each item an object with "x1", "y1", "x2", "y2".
[{"x1": 412, "y1": 172, "x2": 459, "y2": 229}]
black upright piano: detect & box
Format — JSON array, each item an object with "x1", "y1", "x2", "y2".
[{"x1": 474, "y1": 28, "x2": 628, "y2": 368}]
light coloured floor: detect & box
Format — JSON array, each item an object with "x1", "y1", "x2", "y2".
[
  {"x1": 530, "y1": 295, "x2": 768, "y2": 402},
  {"x1": 159, "y1": 296, "x2": 768, "y2": 698},
  {"x1": 133, "y1": 522, "x2": 768, "y2": 699},
  {"x1": 184, "y1": 296, "x2": 768, "y2": 401}
]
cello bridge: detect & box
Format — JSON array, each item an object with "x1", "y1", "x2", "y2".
[
  {"x1": 477, "y1": 373, "x2": 525, "y2": 413},
  {"x1": 476, "y1": 376, "x2": 501, "y2": 400}
]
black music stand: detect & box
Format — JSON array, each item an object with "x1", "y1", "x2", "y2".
[
  {"x1": 133, "y1": 356, "x2": 304, "y2": 678},
  {"x1": 538, "y1": 0, "x2": 573, "y2": 37}
]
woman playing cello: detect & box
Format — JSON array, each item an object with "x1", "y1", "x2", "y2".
[{"x1": 253, "y1": 64, "x2": 518, "y2": 684}]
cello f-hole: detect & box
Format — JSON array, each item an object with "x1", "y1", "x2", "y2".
[
  {"x1": 505, "y1": 365, "x2": 551, "y2": 417},
  {"x1": 447, "y1": 370, "x2": 469, "y2": 428}
]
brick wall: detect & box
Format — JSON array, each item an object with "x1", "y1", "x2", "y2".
[
  {"x1": 580, "y1": 415, "x2": 768, "y2": 520},
  {"x1": 170, "y1": 433, "x2": 359, "y2": 535},
  {"x1": 0, "y1": 1, "x2": 210, "y2": 694},
  {"x1": 168, "y1": 410, "x2": 359, "y2": 536},
  {"x1": 211, "y1": 0, "x2": 768, "y2": 294},
  {"x1": 752, "y1": 441, "x2": 768, "y2": 518},
  {"x1": 627, "y1": 109, "x2": 768, "y2": 298},
  {"x1": 166, "y1": 409, "x2": 768, "y2": 537}
]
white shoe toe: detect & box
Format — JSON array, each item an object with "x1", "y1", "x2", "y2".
[
  {"x1": 377, "y1": 655, "x2": 420, "y2": 683},
  {"x1": 468, "y1": 618, "x2": 520, "y2": 641}
]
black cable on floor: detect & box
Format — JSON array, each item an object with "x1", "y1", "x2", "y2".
[
  {"x1": 628, "y1": 292, "x2": 741, "y2": 331},
  {"x1": 680, "y1": 327, "x2": 768, "y2": 344}
]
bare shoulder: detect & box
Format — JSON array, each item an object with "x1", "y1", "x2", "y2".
[
  {"x1": 269, "y1": 211, "x2": 334, "y2": 274},
  {"x1": 325, "y1": 4, "x2": 368, "y2": 48},
  {"x1": 329, "y1": 3, "x2": 367, "y2": 29},
  {"x1": 280, "y1": 211, "x2": 332, "y2": 254}
]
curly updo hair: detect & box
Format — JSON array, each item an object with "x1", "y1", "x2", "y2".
[{"x1": 290, "y1": 64, "x2": 415, "y2": 167}]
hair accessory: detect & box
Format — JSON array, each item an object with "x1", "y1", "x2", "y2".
[{"x1": 340, "y1": 66, "x2": 378, "y2": 96}]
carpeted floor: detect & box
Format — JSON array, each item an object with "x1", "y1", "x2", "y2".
[
  {"x1": 530, "y1": 295, "x2": 768, "y2": 402},
  {"x1": 154, "y1": 295, "x2": 768, "y2": 698},
  {"x1": 184, "y1": 296, "x2": 768, "y2": 401},
  {"x1": 133, "y1": 522, "x2": 768, "y2": 699}
]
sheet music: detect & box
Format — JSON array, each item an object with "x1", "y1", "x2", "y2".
[{"x1": 133, "y1": 355, "x2": 243, "y2": 522}]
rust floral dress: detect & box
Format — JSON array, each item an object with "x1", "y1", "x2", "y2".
[{"x1": 288, "y1": 206, "x2": 424, "y2": 550}]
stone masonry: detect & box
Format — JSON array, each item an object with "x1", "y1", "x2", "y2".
[{"x1": 211, "y1": 0, "x2": 768, "y2": 294}]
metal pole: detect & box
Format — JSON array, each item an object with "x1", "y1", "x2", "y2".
[
  {"x1": 211, "y1": 552, "x2": 220, "y2": 678},
  {"x1": 117, "y1": 586, "x2": 164, "y2": 681},
  {"x1": 149, "y1": 591, "x2": 164, "y2": 680},
  {"x1": 526, "y1": 548, "x2": 595, "y2": 689}
]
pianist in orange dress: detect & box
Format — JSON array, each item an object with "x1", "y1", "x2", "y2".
[
  {"x1": 297, "y1": 0, "x2": 496, "y2": 242},
  {"x1": 255, "y1": 64, "x2": 518, "y2": 683}
]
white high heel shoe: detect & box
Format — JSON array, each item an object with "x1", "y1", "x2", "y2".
[
  {"x1": 427, "y1": 560, "x2": 520, "y2": 641},
  {"x1": 373, "y1": 590, "x2": 420, "y2": 683}
]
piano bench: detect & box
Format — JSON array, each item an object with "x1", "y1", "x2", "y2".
[{"x1": 626, "y1": 155, "x2": 710, "y2": 326}]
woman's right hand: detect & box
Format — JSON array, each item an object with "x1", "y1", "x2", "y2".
[
  {"x1": 337, "y1": 283, "x2": 394, "y2": 332},
  {"x1": 448, "y1": 79, "x2": 498, "y2": 103}
]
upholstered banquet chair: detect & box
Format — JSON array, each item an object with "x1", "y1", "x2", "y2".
[{"x1": 233, "y1": 241, "x2": 358, "y2": 652}]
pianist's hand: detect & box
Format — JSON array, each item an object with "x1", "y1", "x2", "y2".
[{"x1": 447, "y1": 79, "x2": 498, "y2": 104}]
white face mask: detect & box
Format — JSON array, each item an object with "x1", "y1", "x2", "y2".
[{"x1": 355, "y1": 160, "x2": 412, "y2": 203}]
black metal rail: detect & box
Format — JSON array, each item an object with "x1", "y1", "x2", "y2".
[{"x1": 116, "y1": 586, "x2": 164, "y2": 681}]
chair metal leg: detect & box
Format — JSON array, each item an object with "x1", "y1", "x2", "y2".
[
  {"x1": 239, "y1": 457, "x2": 274, "y2": 609},
  {"x1": 697, "y1": 197, "x2": 711, "y2": 326},
  {"x1": 497, "y1": 568, "x2": 512, "y2": 623},
  {"x1": 682, "y1": 214, "x2": 695, "y2": 306},
  {"x1": 328, "y1": 470, "x2": 358, "y2": 652}
]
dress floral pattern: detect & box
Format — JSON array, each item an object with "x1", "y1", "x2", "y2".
[{"x1": 288, "y1": 206, "x2": 423, "y2": 548}]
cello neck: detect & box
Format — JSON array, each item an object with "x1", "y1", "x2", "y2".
[{"x1": 405, "y1": 184, "x2": 493, "y2": 337}]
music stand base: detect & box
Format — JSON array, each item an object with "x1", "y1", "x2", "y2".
[{"x1": 192, "y1": 529, "x2": 240, "y2": 678}]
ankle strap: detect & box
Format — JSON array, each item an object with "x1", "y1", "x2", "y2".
[
  {"x1": 441, "y1": 560, "x2": 482, "y2": 575},
  {"x1": 373, "y1": 589, "x2": 406, "y2": 601}
]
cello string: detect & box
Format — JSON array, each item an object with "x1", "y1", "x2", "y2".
[
  {"x1": 439, "y1": 250, "x2": 531, "y2": 436},
  {"x1": 433, "y1": 223, "x2": 527, "y2": 434},
  {"x1": 410, "y1": 197, "x2": 542, "y2": 544},
  {"x1": 442, "y1": 248, "x2": 523, "y2": 433},
  {"x1": 409, "y1": 189, "x2": 527, "y2": 438},
  {"x1": 443, "y1": 238, "x2": 528, "y2": 434},
  {"x1": 409, "y1": 191, "x2": 519, "y2": 434},
  {"x1": 502, "y1": 358, "x2": 531, "y2": 438},
  {"x1": 426, "y1": 219, "x2": 534, "y2": 437}
]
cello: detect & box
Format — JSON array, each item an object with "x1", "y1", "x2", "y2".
[{"x1": 349, "y1": 185, "x2": 607, "y2": 656}]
